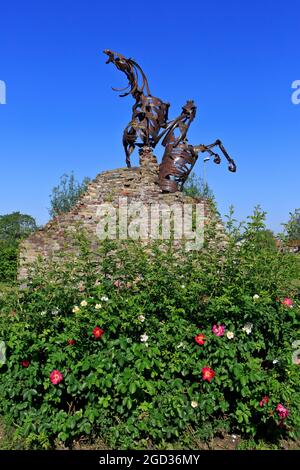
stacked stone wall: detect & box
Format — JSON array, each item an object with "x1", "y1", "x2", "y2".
[{"x1": 19, "y1": 152, "x2": 212, "y2": 278}]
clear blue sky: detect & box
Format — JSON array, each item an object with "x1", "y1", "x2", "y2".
[{"x1": 0, "y1": 0, "x2": 299, "y2": 233}]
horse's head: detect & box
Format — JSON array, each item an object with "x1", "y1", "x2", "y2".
[
  {"x1": 103, "y1": 49, "x2": 114, "y2": 63},
  {"x1": 103, "y1": 50, "x2": 151, "y2": 98},
  {"x1": 103, "y1": 50, "x2": 127, "y2": 67}
]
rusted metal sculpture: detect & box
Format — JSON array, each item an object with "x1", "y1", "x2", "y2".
[
  {"x1": 159, "y1": 138, "x2": 236, "y2": 193},
  {"x1": 158, "y1": 100, "x2": 197, "y2": 192},
  {"x1": 104, "y1": 49, "x2": 236, "y2": 192},
  {"x1": 104, "y1": 50, "x2": 170, "y2": 168}
]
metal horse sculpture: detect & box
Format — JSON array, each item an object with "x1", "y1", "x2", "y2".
[{"x1": 103, "y1": 50, "x2": 236, "y2": 192}]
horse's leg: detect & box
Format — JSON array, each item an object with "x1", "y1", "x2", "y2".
[
  {"x1": 216, "y1": 140, "x2": 236, "y2": 172},
  {"x1": 193, "y1": 143, "x2": 221, "y2": 164},
  {"x1": 123, "y1": 124, "x2": 138, "y2": 168},
  {"x1": 124, "y1": 143, "x2": 132, "y2": 168},
  {"x1": 194, "y1": 140, "x2": 236, "y2": 172}
]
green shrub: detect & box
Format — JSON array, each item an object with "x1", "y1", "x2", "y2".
[
  {"x1": 0, "y1": 212, "x2": 37, "y2": 283},
  {"x1": 0, "y1": 242, "x2": 18, "y2": 282},
  {"x1": 0, "y1": 209, "x2": 299, "y2": 449},
  {"x1": 49, "y1": 173, "x2": 90, "y2": 218}
]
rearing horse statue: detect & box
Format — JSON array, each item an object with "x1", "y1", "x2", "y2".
[
  {"x1": 104, "y1": 50, "x2": 170, "y2": 168},
  {"x1": 103, "y1": 49, "x2": 236, "y2": 192}
]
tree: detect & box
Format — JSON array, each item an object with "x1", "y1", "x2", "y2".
[
  {"x1": 0, "y1": 212, "x2": 37, "y2": 243},
  {"x1": 282, "y1": 208, "x2": 300, "y2": 241},
  {"x1": 49, "y1": 173, "x2": 90, "y2": 218},
  {"x1": 0, "y1": 212, "x2": 37, "y2": 283},
  {"x1": 183, "y1": 172, "x2": 214, "y2": 199}
]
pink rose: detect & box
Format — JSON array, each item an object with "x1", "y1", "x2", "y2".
[
  {"x1": 50, "y1": 369, "x2": 63, "y2": 385},
  {"x1": 212, "y1": 324, "x2": 225, "y2": 337},
  {"x1": 276, "y1": 404, "x2": 289, "y2": 419},
  {"x1": 281, "y1": 297, "x2": 293, "y2": 308}
]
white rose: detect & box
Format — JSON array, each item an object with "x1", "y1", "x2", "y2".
[
  {"x1": 242, "y1": 323, "x2": 253, "y2": 335},
  {"x1": 140, "y1": 334, "x2": 149, "y2": 343}
]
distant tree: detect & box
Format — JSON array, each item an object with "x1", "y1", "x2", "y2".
[
  {"x1": 183, "y1": 172, "x2": 214, "y2": 199},
  {"x1": 0, "y1": 212, "x2": 37, "y2": 243},
  {"x1": 282, "y1": 208, "x2": 300, "y2": 241},
  {"x1": 49, "y1": 173, "x2": 90, "y2": 218},
  {"x1": 0, "y1": 212, "x2": 37, "y2": 283}
]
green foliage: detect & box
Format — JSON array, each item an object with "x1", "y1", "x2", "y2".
[
  {"x1": 49, "y1": 173, "x2": 90, "y2": 218},
  {"x1": 282, "y1": 208, "x2": 300, "y2": 241},
  {"x1": 0, "y1": 212, "x2": 37, "y2": 243},
  {"x1": 255, "y1": 229, "x2": 277, "y2": 251},
  {"x1": 0, "y1": 209, "x2": 299, "y2": 449},
  {"x1": 183, "y1": 172, "x2": 214, "y2": 199},
  {"x1": 0, "y1": 242, "x2": 18, "y2": 282},
  {"x1": 0, "y1": 212, "x2": 37, "y2": 283}
]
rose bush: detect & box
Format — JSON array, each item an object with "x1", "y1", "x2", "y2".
[{"x1": 0, "y1": 209, "x2": 299, "y2": 449}]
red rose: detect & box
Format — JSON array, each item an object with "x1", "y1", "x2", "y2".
[
  {"x1": 93, "y1": 326, "x2": 104, "y2": 339},
  {"x1": 67, "y1": 339, "x2": 76, "y2": 345},
  {"x1": 195, "y1": 334, "x2": 206, "y2": 345},
  {"x1": 21, "y1": 360, "x2": 30, "y2": 368},
  {"x1": 201, "y1": 366, "x2": 215, "y2": 382},
  {"x1": 259, "y1": 395, "x2": 269, "y2": 407}
]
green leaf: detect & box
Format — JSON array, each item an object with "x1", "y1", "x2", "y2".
[
  {"x1": 129, "y1": 382, "x2": 137, "y2": 394},
  {"x1": 240, "y1": 376, "x2": 247, "y2": 386}
]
